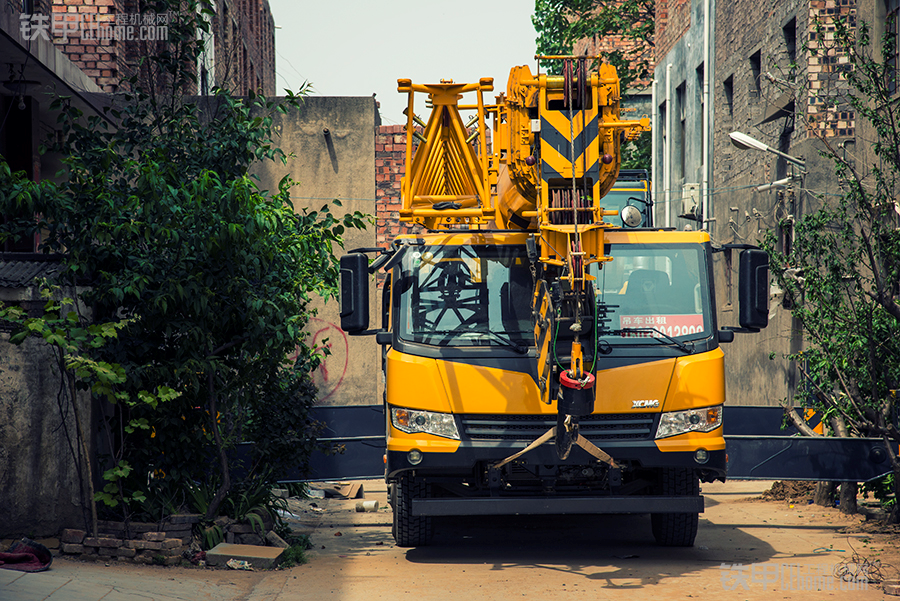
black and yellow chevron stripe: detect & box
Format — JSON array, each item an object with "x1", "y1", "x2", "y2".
[{"x1": 540, "y1": 110, "x2": 600, "y2": 182}]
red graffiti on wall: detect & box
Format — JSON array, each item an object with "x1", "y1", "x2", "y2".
[{"x1": 288, "y1": 318, "x2": 349, "y2": 402}]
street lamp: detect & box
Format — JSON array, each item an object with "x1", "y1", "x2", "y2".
[
  {"x1": 729, "y1": 131, "x2": 807, "y2": 171},
  {"x1": 755, "y1": 175, "x2": 802, "y2": 192}
]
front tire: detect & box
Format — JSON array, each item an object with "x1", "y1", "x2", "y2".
[
  {"x1": 391, "y1": 474, "x2": 431, "y2": 547},
  {"x1": 651, "y1": 468, "x2": 700, "y2": 547}
]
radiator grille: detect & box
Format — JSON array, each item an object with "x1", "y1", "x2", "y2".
[{"x1": 459, "y1": 413, "x2": 657, "y2": 442}]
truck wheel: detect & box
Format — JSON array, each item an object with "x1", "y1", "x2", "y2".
[
  {"x1": 651, "y1": 468, "x2": 699, "y2": 547},
  {"x1": 392, "y1": 474, "x2": 431, "y2": 547}
]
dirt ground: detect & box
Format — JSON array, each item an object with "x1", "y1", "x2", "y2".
[{"x1": 9, "y1": 479, "x2": 900, "y2": 601}]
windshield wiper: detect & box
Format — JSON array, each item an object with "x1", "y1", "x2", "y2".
[
  {"x1": 613, "y1": 327, "x2": 695, "y2": 354},
  {"x1": 454, "y1": 331, "x2": 529, "y2": 354}
]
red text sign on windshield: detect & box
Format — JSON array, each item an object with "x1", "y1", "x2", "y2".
[{"x1": 620, "y1": 314, "x2": 704, "y2": 338}]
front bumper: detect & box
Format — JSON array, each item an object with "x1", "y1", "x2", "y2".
[
  {"x1": 387, "y1": 438, "x2": 726, "y2": 480},
  {"x1": 411, "y1": 494, "x2": 705, "y2": 516}
]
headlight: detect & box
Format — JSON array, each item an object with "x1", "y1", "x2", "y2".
[
  {"x1": 391, "y1": 407, "x2": 460, "y2": 440},
  {"x1": 656, "y1": 406, "x2": 723, "y2": 439}
]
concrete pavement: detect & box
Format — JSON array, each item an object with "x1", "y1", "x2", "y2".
[{"x1": 1, "y1": 479, "x2": 895, "y2": 601}]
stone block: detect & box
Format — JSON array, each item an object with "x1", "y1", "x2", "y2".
[
  {"x1": 130, "y1": 540, "x2": 162, "y2": 551},
  {"x1": 99, "y1": 547, "x2": 117, "y2": 557},
  {"x1": 265, "y1": 531, "x2": 289, "y2": 549},
  {"x1": 162, "y1": 514, "x2": 202, "y2": 525},
  {"x1": 117, "y1": 547, "x2": 137, "y2": 558},
  {"x1": 61, "y1": 529, "x2": 86, "y2": 544},
  {"x1": 163, "y1": 526, "x2": 192, "y2": 537},
  {"x1": 96, "y1": 520, "x2": 124, "y2": 534},
  {"x1": 160, "y1": 538, "x2": 181, "y2": 550},
  {"x1": 229, "y1": 524, "x2": 258, "y2": 534},
  {"x1": 143, "y1": 532, "x2": 166, "y2": 542},
  {"x1": 160, "y1": 547, "x2": 183, "y2": 557},
  {"x1": 83, "y1": 537, "x2": 121, "y2": 548},
  {"x1": 60, "y1": 543, "x2": 84, "y2": 554},
  {"x1": 235, "y1": 533, "x2": 264, "y2": 546},
  {"x1": 206, "y1": 543, "x2": 285, "y2": 570}
]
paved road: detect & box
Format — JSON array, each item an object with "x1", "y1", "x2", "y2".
[{"x1": 1, "y1": 480, "x2": 894, "y2": 600}]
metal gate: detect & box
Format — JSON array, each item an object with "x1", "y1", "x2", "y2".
[{"x1": 273, "y1": 404, "x2": 892, "y2": 483}]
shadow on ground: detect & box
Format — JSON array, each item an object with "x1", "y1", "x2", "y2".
[{"x1": 401, "y1": 512, "x2": 779, "y2": 590}]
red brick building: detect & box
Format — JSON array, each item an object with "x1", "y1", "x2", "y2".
[{"x1": 48, "y1": 0, "x2": 275, "y2": 95}]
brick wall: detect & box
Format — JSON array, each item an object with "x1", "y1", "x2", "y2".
[
  {"x1": 655, "y1": 0, "x2": 691, "y2": 62},
  {"x1": 375, "y1": 125, "x2": 421, "y2": 258},
  {"x1": 50, "y1": 0, "x2": 121, "y2": 92},
  {"x1": 572, "y1": 0, "x2": 655, "y2": 87},
  {"x1": 47, "y1": 0, "x2": 275, "y2": 96},
  {"x1": 806, "y1": 0, "x2": 856, "y2": 138}
]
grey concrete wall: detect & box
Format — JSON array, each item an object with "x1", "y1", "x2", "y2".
[
  {"x1": 653, "y1": 0, "x2": 714, "y2": 229},
  {"x1": 712, "y1": 0, "x2": 849, "y2": 406},
  {"x1": 252, "y1": 96, "x2": 382, "y2": 406},
  {"x1": 653, "y1": 0, "x2": 852, "y2": 406},
  {"x1": 0, "y1": 296, "x2": 92, "y2": 537}
]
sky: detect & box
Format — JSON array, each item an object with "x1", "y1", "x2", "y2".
[{"x1": 267, "y1": 0, "x2": 538, "y2": 125}]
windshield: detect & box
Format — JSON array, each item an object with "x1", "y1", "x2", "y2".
[
  {"x1": 396, "y1": 242, "x2": 712, "y2": 349},
  {"x1": 397, "y1": 245, "x2": 533, "y2": 348},
  {"x1": 590, "y1": 243, "x2": 712, "y2": 343}
]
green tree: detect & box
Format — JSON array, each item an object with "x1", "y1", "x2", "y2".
[
  {"x1": 533, "y1": 1, "x2": 653, "y2": 169},
  {"x1": 0, "y1": 0, "x2": 366, "y2": 522},
  {"x1": 532, "y1": 0, "x2": 654, "y2": 88},
  {"x1": 765, "y1": 16, "x2": 900, "y2": 520}
]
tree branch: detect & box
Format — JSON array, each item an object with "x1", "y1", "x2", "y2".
[{"x1": 783, "y1": 404, "x2": 821, "y2": 437}]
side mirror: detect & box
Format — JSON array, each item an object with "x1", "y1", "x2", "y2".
[
  {"x1": 738, "y1": 249, "x2": 769, "y2": 331},
  {"x1": 340, "y1": 253, "x2": 369, "y2": 333}
]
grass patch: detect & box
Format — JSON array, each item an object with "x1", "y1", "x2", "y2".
[{"x1": 278, "y1": 534, "x2": 312, "y2": 568}]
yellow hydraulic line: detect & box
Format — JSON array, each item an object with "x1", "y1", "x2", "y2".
[
  {"x1": 442, "y1": 139, "x2": 464, "y2": 193},
  {"x1": 413, "y1": 130, "x2": 443, "y2": 198},
  {"x1": 413, "y1": 196, "x2": 478, "y2": 205},
  {"x1": 403, "y1": 90, "x2": 415, "y2": 205},
  {"x1": 476, "y1": 88, "x2": 489, "y2": 208},
  {"x1": 421, "y1": 137, "x2": 444, "y2": 189},
  {"x1": 449, "y1": 110, "x2": 486, "y2": 200},
  {"x1": 408, "y1": 107, "x2": 445, "y2": 200},
  {"x1": 409, "y1": 111, "x2": 427, "y2": 129},
  {"x1": 446, "y1": 140, "x2": 474, "y2": 194},
  {"x1": 403, "y1": 208, "x2": 487, "y2": 218}
]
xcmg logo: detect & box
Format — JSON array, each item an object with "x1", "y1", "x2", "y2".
[{"x1": 632, "y1": 399, "x2": 660, "y2": 409}]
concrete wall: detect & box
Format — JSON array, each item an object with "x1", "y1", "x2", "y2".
[
  {"x1": 252, "y1": 96, "x2": 382, "y2": 406},
  {"x1": 653, "y1": 0, "x2": 856, "y2": 405},
  {"x1": 0, "y1": 290, "x2": 92, "y2": 538},
  {"x1": 711, "y1": 0, "x2": 855, "y2": 405},
  {"x1": 653, "y1": 0, "x2": 713, "y2": 229}
]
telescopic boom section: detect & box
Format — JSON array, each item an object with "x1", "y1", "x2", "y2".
[
  {"x1": 397, "y1": 78, "x2": 495, "y2": 230},
  {"x1": 502, "y1": 58, "x2": 650, "y2": 287}
]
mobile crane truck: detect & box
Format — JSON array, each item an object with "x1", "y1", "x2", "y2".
[{"x1": 339, "y1": 56, "x2": 770, "y2": 547}]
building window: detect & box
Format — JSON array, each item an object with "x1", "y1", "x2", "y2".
[
  {"x1": 677, "y1": 82, "x2": 686, "y2": 182},
  {"x1": 749, "y1": 50, "x2": 762, "y2": 100},
  {"x1": 723, "y1": 75, "x2": 734, "y2": 119},
  {"x1": 783, "y1": 17, "x2": 797, "y2": 66}
]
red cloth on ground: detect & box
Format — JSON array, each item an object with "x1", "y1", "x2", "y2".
[{"x1": 0, "y1": 539, "x2": 52, "y2": 572}]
